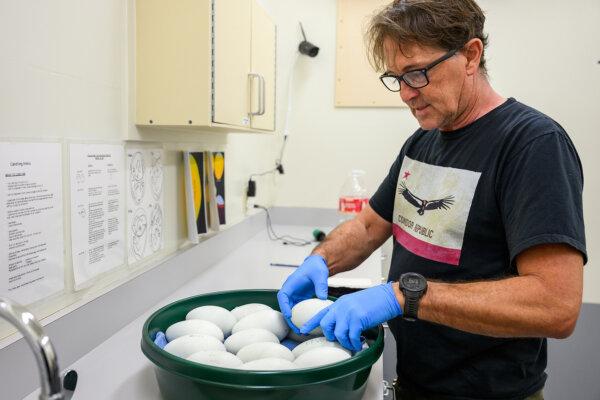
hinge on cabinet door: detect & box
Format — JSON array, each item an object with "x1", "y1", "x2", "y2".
[{"x1": 210, "y1": 0, "x2": 216, "y2": 122}]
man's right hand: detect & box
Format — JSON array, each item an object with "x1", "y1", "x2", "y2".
[{"x1": 277, "y1": 254, "x2": 329, "y2": 333}]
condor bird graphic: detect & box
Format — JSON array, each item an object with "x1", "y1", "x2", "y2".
[{"x1": 399, "y1": 182, "x2": 454, "y2": 215}]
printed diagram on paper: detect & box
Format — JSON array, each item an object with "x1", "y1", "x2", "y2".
[{"x1": 127, "y1": 149, "x2": 164, "y2": 263}]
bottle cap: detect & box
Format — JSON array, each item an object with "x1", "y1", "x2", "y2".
[{"x1": 312, "y1": 229, "x2": 326, "y2": 242}]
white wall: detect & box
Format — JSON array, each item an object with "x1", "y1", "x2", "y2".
[{"x1": 260, "y1": 0, "x2": 600, "y2": 303}]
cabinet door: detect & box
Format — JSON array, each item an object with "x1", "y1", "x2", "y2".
[
  {"x1": 249, "y1": 1, "x2": 276, "y2": 131},
  {"x1": 213, "y1": 0, "x2": 252, "y2": 127}
]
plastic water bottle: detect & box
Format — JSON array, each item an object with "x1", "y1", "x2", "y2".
[{"x1": 338, "y1": 169, "x2": 369, "y2": 223}]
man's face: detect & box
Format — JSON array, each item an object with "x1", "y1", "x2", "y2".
[{"x1": 383, "y1": 38, "x2": 468, "y2": 131}]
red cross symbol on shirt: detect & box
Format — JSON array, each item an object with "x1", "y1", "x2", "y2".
[{"x1": 403, "y1": 171, "x2": 411, "y2": 179}]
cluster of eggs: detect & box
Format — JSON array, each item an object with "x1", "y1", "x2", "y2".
[{"x1": 162, "y1": 298, "x2": 364, "y2": 370}]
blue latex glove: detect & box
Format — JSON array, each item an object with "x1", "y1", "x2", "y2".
[
  {"x1": 277, "y1": 254, "x2": 329, "y2": 334},
  {"x1": 300, "y1": 283, "x2": 402, "y2": 352},
  {"x1": 280, "y1": 338, "x2": 300, "y2": 351},
  {"x1": 153, "y1": 331, "x2": 168, "y2": 349}
]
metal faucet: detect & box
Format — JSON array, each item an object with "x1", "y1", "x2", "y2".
[{"x1": 0, "y1": 297, "x2": 77, "y2": 400}]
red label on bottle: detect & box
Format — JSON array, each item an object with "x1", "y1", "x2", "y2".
[{"x1": 338, "y1": 197, "x2": 369, "y2": 214}]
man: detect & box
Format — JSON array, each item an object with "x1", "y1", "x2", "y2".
[{"x1": 277, "y1": 1, "x2": 586, "y2": 399}]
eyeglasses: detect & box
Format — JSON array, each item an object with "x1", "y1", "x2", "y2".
[{"x1": 379, "y1": 49, "x2": 458, "y2": 92}]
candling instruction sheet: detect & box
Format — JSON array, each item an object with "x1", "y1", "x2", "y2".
[
  {"x1": 70, "y1": 143, "x2": 125, "y2": 289},
  {"x1": 0, "y1": 142, "x2": 64, "y2": 304},
  {"x1": 126, "y1": 148, "x2": 164, "y2": 264}
]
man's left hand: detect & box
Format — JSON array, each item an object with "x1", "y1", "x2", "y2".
[{"x1": 300, "y1": 283, "x2": 403, "y2": 352}]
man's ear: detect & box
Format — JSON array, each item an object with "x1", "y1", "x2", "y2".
[{"x1": 462, "y1": 38, "x2": 483, "y2": 76}]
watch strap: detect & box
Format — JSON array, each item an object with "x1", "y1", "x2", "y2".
[{"x1": 403, "y1": 292, "x2": 419, "y2": 321}]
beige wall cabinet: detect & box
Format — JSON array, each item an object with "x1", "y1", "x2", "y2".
[{"x1": 136, "y1": 0, "x2": 276, "y2": 133}]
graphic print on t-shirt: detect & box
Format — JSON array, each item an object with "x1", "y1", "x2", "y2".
[{"x1": 392, "y1": 157, "x2": 481, "y2": 265}]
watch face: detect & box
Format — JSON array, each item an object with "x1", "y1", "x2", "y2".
[{"x1": 401, "y1": 273, "x2": 427, "y2": 292}]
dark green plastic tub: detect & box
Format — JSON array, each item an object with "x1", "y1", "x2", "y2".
[{"x1": 141, "y1": 289, "x2": 384, "y2": 400}]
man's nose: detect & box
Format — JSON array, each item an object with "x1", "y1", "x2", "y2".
[{"x1": 399, "y1": 82, "x2": 419, "y2": 103}]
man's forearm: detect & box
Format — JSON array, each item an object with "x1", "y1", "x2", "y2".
[
  {"x1": 312, "y1": 218, "x2": 381, "y2": 276},
  {"x1": 390, "y1": 273, "x2": 581, "y2": 339}
]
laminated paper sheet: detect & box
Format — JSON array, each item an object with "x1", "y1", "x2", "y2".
[
  {"x1": 70, "y1": 143, "x2": 125, "y2": 289},
  {"x1": 0, "y1": 142, "x2": 64, "y2": 304},
  {"x1": 212, "y1": 152, "x2": 226, "y2": 225},
  {"x1": 204, "y1": 152, "x2": 219, "y2": 232},
  {"x1": 183, "y1": 152, "x2": 208, "y2": 243},
  {"x1": 126, "y1": 148, "x2": 164, "y2": 264}
]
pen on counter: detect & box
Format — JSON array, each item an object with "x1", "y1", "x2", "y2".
[{"x1": 269, "y1": 263, "x2": 300, "y2": 268}]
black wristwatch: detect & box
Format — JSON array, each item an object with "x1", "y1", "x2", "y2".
[{"x1": 399, "y1": 273, "x2": 428, "y2": 321}]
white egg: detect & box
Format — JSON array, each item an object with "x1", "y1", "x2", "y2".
[
  {"x1": 241, "y1": 358, "x2": 296, "y2": 371},
  {"x1": 163, "y1": 334, "x2": 226, "y2": 359},
  {"x1": 237, "y1": 342, "x2": 295, "y2": 363},
  {"x1": 230, "y1": 303, "x2": 272, "y2": 320},
  {"x1": 186, "y1": 306, "x2": 237, "y2": 337},
  {"x1": 292, "y1": 336, "x2": 352, "y2": 358},
  {"x1": 224, "y1": 328, "x2": 279, "y2": 354},
  {"x1": 291, "y1": 299, "x2": 333, "y2": 335},
  {"x1": 165, "y1": 320, "x2": 224, "y2": 342},
  {"x1": 187, "y1": 350, "x2": 243, "y2": 368},
  {"x1": 232, "y1": 309, "x2": 289, "y2": 340},
  {"x1": 293, "y1": 347, "x2": 351, "y2": 369}
]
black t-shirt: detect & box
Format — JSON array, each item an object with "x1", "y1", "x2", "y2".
[{"x1": 369, "y1": 98, "x2": 587, "y2": 400}]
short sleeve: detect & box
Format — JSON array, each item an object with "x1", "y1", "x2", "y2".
[
  {"x1": 369, "y1": 153, "x2": 403, "y2": 222},
  {"x1": 498, "y1": 130, "x2": 587, "y2": 265}
]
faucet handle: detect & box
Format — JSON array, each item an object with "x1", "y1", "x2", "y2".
[{"x1": 61, "y1": 370, "x2": 78, "y2": 400}]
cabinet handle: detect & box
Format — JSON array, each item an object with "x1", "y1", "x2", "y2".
[
  {"x1": 248, "y1": 73, "x2": 266, "y2": 117},
  {"x1": 257, "y1": 73, "x2": 266, "y2": 116},
  {"x1": 247, "y1": 73, "x2": 261, "y2": 116}
]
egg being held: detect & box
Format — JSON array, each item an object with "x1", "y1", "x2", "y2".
[
  {"x1": 165, "y1": 319, "x2": 224, "y2": 342},
  {"x1": 186, "y1": 306, "x2": 237, "y2": 337},
  {"x1": 293, "y1": 347, "x2": 351, "y2": 369},
  {"x1": 232, "y1": 309, "x2": 289, "y2": 340},
  {"x1": 224, "y1": 328, "x2": 279, "y2": 354},
  {"x1": 230, "y1": 303, "x2": 272, "y2": 320},
  {"x1": 163, "y1": 334, "x2": 226, "y2": 358},
  {"x1": 237, "y1": 342, "x2": 295, "y2": 363},
  {"x1": 290, "y1": 298, "x2": 333, "y2": 335},
  {"x1": 241, "y1": 357, "x2": 296, "y2": 370},
  {"x1": 187, "y1": 350, "x2": 243, "y2": 368}
]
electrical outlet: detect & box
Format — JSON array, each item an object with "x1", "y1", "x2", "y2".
[{"x1": 247, "y1": 179, "x2": 256, "y2": 197}]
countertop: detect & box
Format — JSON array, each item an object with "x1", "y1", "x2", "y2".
[{"x1": 23, "y1": 224, "x2": 384, "y2": 400}]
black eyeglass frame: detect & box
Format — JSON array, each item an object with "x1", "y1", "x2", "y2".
[{"x1": 379, "y1": 49, "x2": 459, "y2": 92}]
